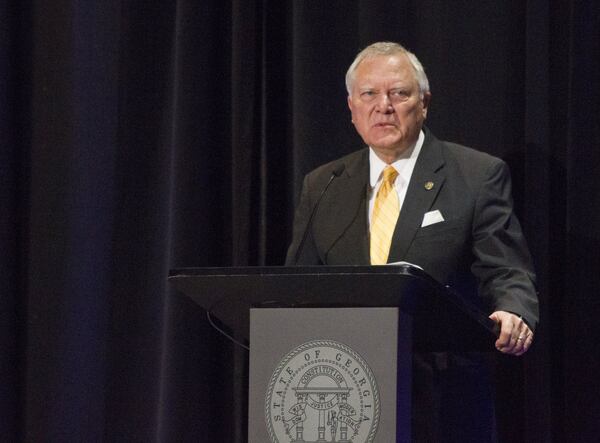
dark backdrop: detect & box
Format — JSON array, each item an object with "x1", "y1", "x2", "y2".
[{"x1": 2, "y1": 1, "x2": 599, "y2": 441}]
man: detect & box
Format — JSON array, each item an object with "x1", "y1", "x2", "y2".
[{"x1": 286, "y1": 42, "x2": 539, "y2": 440}]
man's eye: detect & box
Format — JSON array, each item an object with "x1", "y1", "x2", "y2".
[
  {"x1": 389, "y1": 90, "x2": 410, "y2": 102},
  {"x1": 361, "y1": 91, "x2": 375, "y2": 97}
]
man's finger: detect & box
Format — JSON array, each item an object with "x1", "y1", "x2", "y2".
[{"x1": 515, "y1": 331, "x2": 534, "y2": 356}]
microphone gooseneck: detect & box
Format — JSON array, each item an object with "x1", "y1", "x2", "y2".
[{"x1": 293, "y1": 163, "x2": 346, "y2": 265}]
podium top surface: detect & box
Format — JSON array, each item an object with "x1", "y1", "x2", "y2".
[
  {"x1": 168, "y1": 264, "x2": 498, "y2": 351},
  {"x1": 170, "y1": 264, "x2": 423, "y2": 277}
]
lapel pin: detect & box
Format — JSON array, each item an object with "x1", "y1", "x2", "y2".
[{"x1": 424, "y1": 181, "x2": 434, "y2": 190}]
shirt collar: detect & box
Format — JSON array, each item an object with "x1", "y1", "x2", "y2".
[{"x1": 369, "y1": 129, "x2": 425, "y2": 188}]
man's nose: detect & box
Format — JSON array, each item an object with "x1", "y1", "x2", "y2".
[{"x1": 376, "y1": 93, "x2": 394, "y2": 112}]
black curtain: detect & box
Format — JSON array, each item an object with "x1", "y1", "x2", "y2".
[{"x1": 2, "y1": 1, "x2": 599, "y2": 441}]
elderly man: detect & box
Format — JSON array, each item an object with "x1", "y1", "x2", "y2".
[{"x1": 286, "y1": 42, "x2": 538, "y2": 440}]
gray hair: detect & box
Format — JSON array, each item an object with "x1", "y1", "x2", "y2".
[{"x1": 345, "y1": 42, "x2": 430, "y2": 98}]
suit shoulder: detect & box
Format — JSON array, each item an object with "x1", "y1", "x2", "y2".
[
  {"x1": 442, "y1": 141, "x2": 504, "y2": 168},
  {"x1": 438, "y1": 140, "x2": 509, "y2": 183},
  {"x1": 305, "y1": 148, "x2": 367, "y2": 182}
]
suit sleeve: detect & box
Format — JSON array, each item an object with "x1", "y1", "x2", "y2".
[
  {"x1": 471, "y1": 159, "x2": 539, "y2": 330},
  {"x1": 285, "y1": 174, "x2": 323, "y2": 265}
]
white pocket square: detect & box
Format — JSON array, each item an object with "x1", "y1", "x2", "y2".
[{"x1": 421, "y1": 210, "x2": 445, "y2": 227}]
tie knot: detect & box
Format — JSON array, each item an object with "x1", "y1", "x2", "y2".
[{"x1": 382, "y1": 166, "x2": 398, "y2": 183}]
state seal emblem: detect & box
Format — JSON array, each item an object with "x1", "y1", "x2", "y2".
[{"x1": 265, "y1": 340, "x2": 380, "y2": 442}]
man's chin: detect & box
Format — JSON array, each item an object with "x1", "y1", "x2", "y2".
[
  {"x1": 370, "y1": 143, "x2": 413, "y2": 162},
  {"x1": 369, "y1": 138, "x2": 407, "y2": 152}
]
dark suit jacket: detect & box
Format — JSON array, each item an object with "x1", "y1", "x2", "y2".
[{"x1": 286, "y1": 129, "x2": 539, "y2": 329}]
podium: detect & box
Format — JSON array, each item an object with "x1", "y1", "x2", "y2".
[{"x1": 168, "y1": 264, "x2": 497, "y2": 442}]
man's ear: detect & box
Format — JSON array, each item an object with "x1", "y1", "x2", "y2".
[
  {"x1": 421, "y1": 91, "x2": 431, "y2": 118},
  {"x1": 347, "y1": 95, "x2": 356, "y2": 124}
]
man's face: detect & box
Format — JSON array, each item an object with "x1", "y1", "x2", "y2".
[{"x1": 348, "y1": 54, "x2": 430, "y2": 162}]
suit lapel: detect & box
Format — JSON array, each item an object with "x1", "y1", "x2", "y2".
[{"x1": 388, "y1": 132, "x2": 446, "y2": 262}]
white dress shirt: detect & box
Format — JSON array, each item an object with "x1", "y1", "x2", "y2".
[{"x1": 368, "y1": 130, "x2": 425, "y2": 227}]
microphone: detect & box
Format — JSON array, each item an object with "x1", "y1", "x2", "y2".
[{"x1": 293, "y1": 163, "x2": 346, "y2": 265}]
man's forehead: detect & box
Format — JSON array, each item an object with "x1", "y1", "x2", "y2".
[
  {"x1": 357, "y1": 54, "x2": 412, "y2": 72},
  {"x1": 354, "y1": 55, "x2": 417, "y2": 84}
]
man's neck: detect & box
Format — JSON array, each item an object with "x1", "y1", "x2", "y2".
[{"x1": 371, "y1": 133, "x2": 422, "y2": 164}]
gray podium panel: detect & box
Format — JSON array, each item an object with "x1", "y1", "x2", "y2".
[{"x1": 249, "y1": 308, "x2": 412, "y2": 443}]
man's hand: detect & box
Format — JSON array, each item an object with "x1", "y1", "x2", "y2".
[{"x1": 489, "y1": 311, "x2": 534, "y2": 356}]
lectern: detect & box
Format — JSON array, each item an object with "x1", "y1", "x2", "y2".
[{"x1": 168, "y1": 265, "x2": 497, "y2": 442}]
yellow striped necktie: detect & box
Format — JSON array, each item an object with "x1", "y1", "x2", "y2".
[{"x1": 370, "y1": 166, "x2": 400, "y2": 265}]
